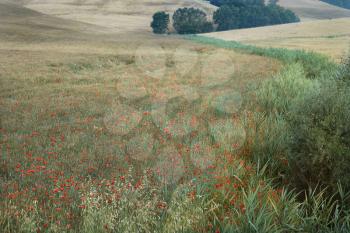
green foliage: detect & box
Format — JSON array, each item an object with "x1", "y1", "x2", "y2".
[
  {"x1": 189, "y1": 35, "x2": 350, "y2": 204},
  {"x1": 213, "y1": 5, "x2": 240, "y2": 31},
  {"x1": 210, "y1": 0, "x2": 265, "y2": 7},
  {"x1": 188, "y1": 36, "x2": 337, "y2": 79},
  {"x1": 287, "y1": 76, "x2": 350, "y2": 192},
  {"x1": 321, "y1": 0, "x2": 350, "y2": 9},
  {"x1": 213, "y1": 0, "x2": 299, "y2": 31},
  {"x1": 252, "y1": 63, "x2": 350, "y2": 192},
  {"x1": 173, "y1": 8, "x2": 213, "y2": 34},
  {"x1": 151, "y1": 11, "x2": 170, "y2": 34}
]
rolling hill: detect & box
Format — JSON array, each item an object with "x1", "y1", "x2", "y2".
[
  {"x1": 278, "y1": 0, "x2": 350, "y2": 21},
  {"x1": 6, "y1": 0, "x2": 217, "y2": 33},
  {"x1": 205, "y1": 17, "x2": 350, "y2": 60}
]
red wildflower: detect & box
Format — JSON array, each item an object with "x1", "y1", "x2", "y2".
[
  {"x1": 239, "y1": 203, "x2": 246, "y2": 213},
  {"x1": 26, "y1": 169, "x2": 35, "y2": 175},
  {"x1": 7, "y1": 193, "x2": 17, "y2": 199},
  {"x1": 215, "y1": 183, "x2": 224, "y2": 189}
]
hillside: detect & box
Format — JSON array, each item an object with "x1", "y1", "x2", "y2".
[
  {"x1": 205, "y1": 17, "x2": 350, "y2": 60},
  {"x1": 278, "y1": 0, "x2": 350, "y2": 20},
  {"x1": 7, "y1": 0, "x2": 217, "y2": 33},
  {"x1": 1, "y1": 0, "x2": 350, "y2": 232}
]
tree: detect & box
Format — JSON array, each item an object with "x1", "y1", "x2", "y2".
[
  {"x1": 321, "y1": 0, "x2": 350, "y2": 9},
  {"x1": 213, "y1": 5, "x2": 240, "y2": 31},
  {"x1": 173, "y1": 8, "x2": 213, "y2": 34},
  {"x1": 210, "y1": 0, "x2": 264, "y2": 7},
  {"x1": 213, "y1": 1, "x2": 299, "y2": 31},
  {"x1": 151, "y1": 11, "x2": 169, "y2": 34}
]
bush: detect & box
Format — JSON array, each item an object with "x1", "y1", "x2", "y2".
[
  {"x1": 253, "y1": 63, "x2": 350, "y2": 193},
  {"x1": 287, "y1": 76, "x2": 350, "y2": 192},
  {"x1": 151, "y1": 11, "x2": 169, "y2": 34},
  {"x1": 173, "y1": 7, "x2": 213, "y2": 34}
]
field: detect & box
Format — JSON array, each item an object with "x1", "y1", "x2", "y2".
[
  {"x1": 0, "y1": 2, "x2": 284, "y2": 232},
  {"x1": 7, "y1": 0, "x2": 216, "y2": 33},
  {"x1": 205, "y1": 17, "x2": 350, "y2": 60},
  {"x1": 1, "y1": 0, "x2": 350, "y2": 232},
  {"x1": 278, "y1": 0, "x2": 350, "y2": 20}
]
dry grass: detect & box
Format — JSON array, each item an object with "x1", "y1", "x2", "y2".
[
  {"x1": 205, "y1": 18, "x2": 350, "y2": 60},
  {"x1": 6, "y1": 0, "x2": 216, "y2": 33},
  {"x1": 0, "y1": 3, "x2": 280, "y2": 224},
  {"x1": 1, "y1": 2, "x2": 349, "y2": 231},
  {"x1": 278, "y1": 0, "x2": 350, "y2": 21}
]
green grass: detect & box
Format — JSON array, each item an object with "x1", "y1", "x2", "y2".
[{"x1": 187, "y1": 35, "x2": 338, "y2": 79}]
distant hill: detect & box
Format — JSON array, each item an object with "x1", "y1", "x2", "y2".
[
  {"x1": 204, "y1": 17, "x2": 350, "y2": 60},
  {"x1": 6, "y1": 0, "x2": 217, "y2": 33},
  {"x1": 277, "y1": 0, "x2": 350, "y2": 21},
  {"x1": 0, "y1": 1, "x2": 102, "y2": 42}
]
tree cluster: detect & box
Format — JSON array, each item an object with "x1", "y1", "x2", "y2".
[
  {"x1": 321, "y1": 0, "x2": 350, "y2": 9},
  {"x1": 151, "y1": 0, "x2": 300, "y2": 34},
  {"x1": 173, "y1": 8, "x2": 214, "y2": 34},
  {"x1": 151, "y1": 8, "x2": 213, "y2": 35},
  {"x1": 213, "y1": 0, "x2": 300, "y2": 31}
]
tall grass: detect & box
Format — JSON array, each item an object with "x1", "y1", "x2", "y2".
[{"x1": 188, "y1": 35, "x2": 350, "y2": 230}]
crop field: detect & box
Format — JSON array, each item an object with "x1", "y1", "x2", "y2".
[
  {"x1": 0, "y1": 2, "x2": 285, "y2": 231},
  {"x1": 8, "y1": 0, "x2": 216, "y2": 33},
  {"x1": 278, "y1": 0, "x2": 350, "y2": 20},
  {"x1": 1, "y1": 1, "x2": 350, "y2": 232},
  {"x1": 205, "y1": 17, "x2": 350, "y2": 60}
]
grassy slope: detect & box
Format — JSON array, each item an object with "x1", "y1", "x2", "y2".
[
  {"x1": 204, "y1": 18, "x2": 350, "y2": 60},
  {"x1": 0, "y1": 1, "x2": 280, "y2": 210},
  {"x1": 7, "y1": 0, "x2": 217, "y2": 33},
  {"x1": 1, "y1": 2, "x2": 349, "y2": 232},
  {"x1": 278, "y1": 0, "x2": 350, "y2": 21},
  {"x1": 202, "y1": 0, "x2": 350, "y2": 60}
]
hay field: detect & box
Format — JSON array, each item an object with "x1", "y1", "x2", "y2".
[
  {"x1": 205, "y1": 18, "x2": 350, "y2": 60},
  {"x1": 278, "y1": 0, "x2": 350, "y2": 21},
  {"x1": 6, "y1": 0, "x2": 217, "y2": 33}
]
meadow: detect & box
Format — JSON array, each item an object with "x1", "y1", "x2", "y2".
[{"x1": 1, "y1": 1, "x2": 350, "y2": 232}]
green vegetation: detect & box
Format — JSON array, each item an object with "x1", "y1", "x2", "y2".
[
  {"x1": 321, "y1": 0, "x2": 350, "y2": 9},
  {"x1": 151, "y1": 11, "x2": 170, "y2": 34},
  {"x1": 187, "y1": 35, "x2": 337, "y2": 78},
  {"x1": 172, "y1": 7, "x2": 214, "y2": 34},
  {"x1": 3, "y1": 31, "x2": 349, "y2": 231},
  {"x1": 213, "y1": 0, "x2": 299, "y2": 30},
  {"x1": 188, "y1": 35, "x2": 350, "y2": 231},
  {"x1": 151, "y1": 0, "x2": 299, "y2": 34}
]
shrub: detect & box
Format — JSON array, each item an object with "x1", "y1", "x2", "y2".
[
  {"x1": 173, "y1": 8, "x2": 213, "y2": 34},
  {"x1": 287, "y1": 76, "x2": 350, "y2": 192},
  {"x1": 151, "y1": 11, "x2": 170, "y2": 34},
  {"x1": 252, "y1": 63, "x2": 350, "y2": 193}
]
